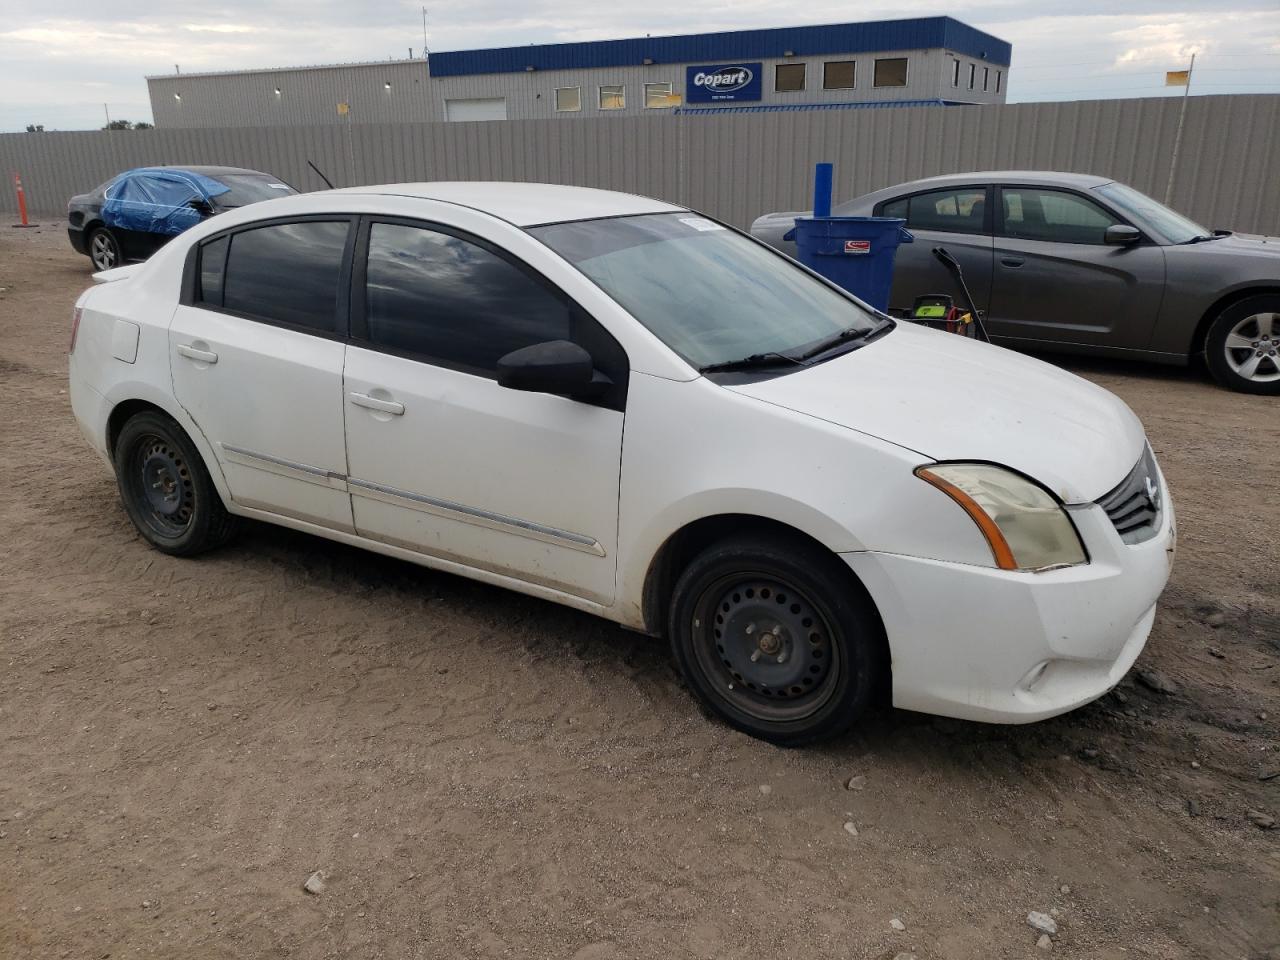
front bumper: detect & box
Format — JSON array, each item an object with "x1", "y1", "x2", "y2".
[{"x1": 845, "y1": 474, "x2": 1175, "y2": 724}]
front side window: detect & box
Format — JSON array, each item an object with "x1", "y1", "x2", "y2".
[
  {"x1": 644, "y1": 82, "x2": 677, "y2": 108},
  {"x1": 555, "y1": 87, "x2": 581, "y2": 112},
  {"x1": 1000, "y1": 188, "x2": 1119, "y2": 244},
  {"x1": 879, "y1": 187, "x2": 988, "y2": 235},
  {"x1": 873, "y1": 58, "x2": 908, "y2": 87},
  {"x1": 530, "y1": 213, "x2": 882, "y2": 370},
  {"x1": 775, "y1": 63, "x2": 806, "y2": 92},
  {"x1": 824, "y1": 61, "x2": 855, "y2": 90},
  {"x1": 1094, "y1": 181, "x2": 1206, "y2": 243},
  {"x1": 363, "y1": 222, "x2": 571, "y2": 372},
  {"x1": 219, "y1": 220, "x2": 349, "y2": 331},
  {"x1": 599, "y1": 84, "x2": 625, "y2": 110}
]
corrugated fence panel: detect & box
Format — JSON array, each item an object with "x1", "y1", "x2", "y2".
[{"x1": 1, "y1": 95, "x2": 1277, "y2": 236}]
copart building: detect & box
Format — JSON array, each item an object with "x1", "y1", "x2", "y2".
[{"x1": 146, "y1": 16, "x2": 1011, "y2": 128}]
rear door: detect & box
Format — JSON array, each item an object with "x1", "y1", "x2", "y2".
[
  {"x1": 987, "y1": 185, "x2": 1166, "y2": 349},
  {"x1": 169, "y1": 217, "x2": 356, "y2": 531},
  {"x1": 874, "y1": 184, "x2": 994, "y2": 316}
]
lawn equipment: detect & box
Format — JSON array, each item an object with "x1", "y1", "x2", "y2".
[{"x1": 907, "y1": 247, "x2": 991, "y2": 342}]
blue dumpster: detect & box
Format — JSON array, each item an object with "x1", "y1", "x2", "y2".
[{"x1": 788, "y1": 216, "x2": 913, "y2": 313}]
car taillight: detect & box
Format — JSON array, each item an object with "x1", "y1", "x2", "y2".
[{"x1": 70, "y1": 306, "x2": 83, "y2": 354}]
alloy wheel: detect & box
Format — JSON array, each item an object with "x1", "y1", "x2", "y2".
[
  {"x1": 91, "y1": 232, "x2": 117, "y2": 271},
  {"x1": 1223, "y1": 312, "x2": 1280, "y2": 384}
]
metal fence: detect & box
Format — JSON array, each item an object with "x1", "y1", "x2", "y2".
[{"x1": 3, "y1": 94, "x2": 1278, "y2": 235}]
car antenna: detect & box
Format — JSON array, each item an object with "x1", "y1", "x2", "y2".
[{"x1": 307, "y1": 160, "x2": 335, "y2": 190}]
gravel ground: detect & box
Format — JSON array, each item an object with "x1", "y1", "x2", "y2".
[{"x1": 1, "y1": 224, "x2": 1277, "y2": 960}]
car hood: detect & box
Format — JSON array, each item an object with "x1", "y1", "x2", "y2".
[
  {"x1": 725, "y1": 322, "x2": 1146, "y2": 504},
  {"x1": 1199, "y1": 232, "x2": 1280, "y2": 257}
]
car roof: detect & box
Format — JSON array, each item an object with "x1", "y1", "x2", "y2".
[
  {"x1": 173, "y1": 165, "x2": 276, "y2": 178},
  {"x1": 333, "y1": 181, "x2": 684, "y2": 227},
  {"x1": 856, "y1": 170, "x2": 1115, "y2": 200}
]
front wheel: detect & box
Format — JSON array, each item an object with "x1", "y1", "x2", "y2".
[
  {"x1": 1204, "y1": 296, "x2": 1280, "y2": 395},
  {"x1": 113, "y1": 410, "x2": 238, "y2": 556},
  {"x1": 668, "y1": 534, "x2": 886, "y2": 746},
  {"x1": 88, "y1": 226, "x2": 121, "y2": 272}
]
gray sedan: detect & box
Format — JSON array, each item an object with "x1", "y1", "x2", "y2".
[{"x1": 751, "y1": 171, "x2": 1280, "y2": 394}]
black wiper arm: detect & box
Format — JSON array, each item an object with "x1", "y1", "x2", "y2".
[
  {"x1": 794, "y1": 326, "x2": 871, "y2": 362},
  {"x1": 1179, "y1": 234, "x2": 1220, "y2": 244},
  {"x1": 699, "y1": 351, "x2": 805, "y2": 374}
]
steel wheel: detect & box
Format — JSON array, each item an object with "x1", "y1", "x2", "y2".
[
  {"x1": 128, "y1": 434, "x2": 196, "y2": 539},
  {"x1": 90, "y1": 229, "x2": 119, "y2": 271},
  {"x1": 692, "y1": 573, "x2": 842, "y2": 722},
  {"x1": 1222, "y1": 312, "x2": 1280, "y2": 384}
]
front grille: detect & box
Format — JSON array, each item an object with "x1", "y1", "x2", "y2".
[{"x1": 1097, "y1": 445, "x2": 1163, "y2": 545}]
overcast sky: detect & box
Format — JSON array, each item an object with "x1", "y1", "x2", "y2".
[{"x1": 1, "y1": 1, "x2": 1277, "y2": 131}]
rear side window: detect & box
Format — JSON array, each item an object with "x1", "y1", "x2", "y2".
[
  {"x1": 218, "y1": 221, "x2": 349, "y2": 331},
  {"x1": 879, "y1": 187, "x2": 988, "y2": 234},
  {"x1": 1000, "y1": 188, "x2": 1119, "y2": 244},
  {"x1": 362, "y1": 222, "x2": 571, "y2": 373},
  {"x1": 198, "y1": 235, "x2": 228, "y2": 306}
]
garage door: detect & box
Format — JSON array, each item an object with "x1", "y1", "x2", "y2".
[{"x1": 444, "y1": 98, "x2": 508, "y2": 122}]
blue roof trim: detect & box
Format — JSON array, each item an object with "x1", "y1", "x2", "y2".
[
  {"x1": 428, "y1": 17, "x2": 1011, "y2": 78},
  {"x1": 673, "y1": 99, "x2": 973, "y2": 115}
]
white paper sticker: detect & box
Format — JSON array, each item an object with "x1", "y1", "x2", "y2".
[
  {"x1": 267, "y1": 183, "x2": 291, "y2": 190},
  {"x1": 679, "y1": 217, "x2": 724, "y2": 232}
]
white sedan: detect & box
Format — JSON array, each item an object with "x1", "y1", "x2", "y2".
[{"x1": 68, "y1": 182, "x2": 1175, "y2": 745}]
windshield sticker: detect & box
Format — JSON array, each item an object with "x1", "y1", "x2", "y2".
[
  {"x1": 679, "y1": 217, "x2": 724, "y2": 232},
  {"x1": 267, "y1": 183, "x2": 291, "y2": 190}
]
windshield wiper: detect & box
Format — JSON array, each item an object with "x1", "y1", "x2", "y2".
[
  {"x1": 699, "y1": 351, "x2": 805, "y2": 374},
  {"x1": 793, "y1": 325, "x2": 877, "y2": 362},
  {"x1": 1179, "y1": 234, "x2": 1222, "y2": 244}
]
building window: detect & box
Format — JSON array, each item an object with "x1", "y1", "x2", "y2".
[
  {"x1": 952, "y1": 60, "x2": 961, "y2": 87},
  {"x1": 775, "y1": 63, "x2": 806, "y2": 92},
  {"x1": 599, "y1": 85, "x2": 625, "y2": 110},
  {"x1": 873, "y1": 58, "x2": 908, "y2": 87},
  {"x1": 968, "y1": 63, "x2": 976, "y2": 90},
  {"x1": 996, "y1": 70, "x2": 1003, "y2": 93},
  {"x1": 644, "y1": 82, "x2": 678, "y2": 108},
  {"x1": 823, "y1": 61, "x2": 856, "y2": 90},
  {"x1": 555, "y1": 87, "x2": 581, "y2": 112},
  {"x1": 983, "y1": 67, "x2": 990, "y2": 92}
]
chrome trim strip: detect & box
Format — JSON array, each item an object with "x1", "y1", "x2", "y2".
[
  {"x1": 347, "y1": 477, "x2": 606, "y2": 557},
  {"x1": 219, "y1": 443, "x2": 348, "y2": 491}
]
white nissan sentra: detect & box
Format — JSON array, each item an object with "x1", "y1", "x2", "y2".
[{"x1": 69, "y1": 182, "x2": 1175, "y2": 745}]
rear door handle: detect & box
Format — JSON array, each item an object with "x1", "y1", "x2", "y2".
[
  {"x1": 349, "y1": 392, "x2": 405, "y2": 416},
  {"x1": 177, "y1": 343, "x2": 218, "y2": 364},
  {"x1": 1001, "y1": 257, "x2": 1025, "y2": 268}
]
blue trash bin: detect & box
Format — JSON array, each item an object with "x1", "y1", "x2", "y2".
[{"x1": 787, "y1": 217, "x2": 914, "y2": 313}]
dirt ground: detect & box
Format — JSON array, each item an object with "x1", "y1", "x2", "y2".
[{"x1": 1, "y1": 223, "x2": 1277, "y2": 960}]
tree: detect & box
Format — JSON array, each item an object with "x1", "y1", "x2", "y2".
[
  {"x1": 25, "y1": 123, "x2": 45, "y2": 132},
  {"x1": 103, "y1": 119, "x2": 134, "y2": 130},
  {"x1": 134, "y1": 121, "x2": 154, "y2": 130}
]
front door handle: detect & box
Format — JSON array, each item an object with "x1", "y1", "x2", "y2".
[
  {"x1": 1000, "y1": 257, "x2": 1025, "y2": 268},
  {"x1": 177, "y1": 343, "x2": 218, "y2": 364},
  {"x1": 349, "y1": 392, "x2": 405, "y2": 416}
]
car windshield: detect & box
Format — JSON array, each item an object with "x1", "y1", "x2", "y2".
[
  {"x1": 213, "y1": 174, "x2": 297, "y2": 208},
  {"x1": 529, "y1": 213, "x2": 883, "y2": 369},
  {"x1": 1094, "y1": 182, "x2": 1210, "y2": 244}
]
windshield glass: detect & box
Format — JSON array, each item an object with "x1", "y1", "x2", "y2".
[
  {"x1": 1094, "y1": 182, "x2": 1209, "y2": 244},
  {"x1": 529, "y1": 213, "x2": 882, "y2": 369},
  {"x1": 214, "y1": 174, "x2": 297, "y2": 208}
]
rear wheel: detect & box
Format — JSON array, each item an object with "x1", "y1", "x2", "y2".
[
  {"x1": 88, "y1": 226, "x2": 121, "y2": 272},
  {"x1": 113, "y1": 411, "x2": 238, "y2": 556},
  {"x1": 1204, "y1": 295, "x2": 1280, "y2": 395},
  {"x1": 668, "y1": 534, "x2": 885, "y2": 746}
]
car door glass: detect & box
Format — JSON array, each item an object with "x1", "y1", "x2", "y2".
[
  {"x1": 1000, "y1": 188, "x2": 1119, "y2": 245},
  {"x1": 363, "y1": 222, "x2": 571, "y2": 373},
  {"x1": 880, "y1": 187, "x2": 987, "y2": 234},
  {"x1": 198, "y1": 235, "x2": 228, "y2": 307},
  {"x1": 219, "y1": 221, "x2": 349, "y2": 331}
]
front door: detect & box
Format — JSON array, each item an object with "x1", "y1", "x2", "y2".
[
  {"x1": 169, "y1": 218, "x2": 355, "y2": 531},
  {"x1": 986, "y1": 185, "x2": 1166, "y2": 350},
  {"x1": 341, "y1": 219, "x2": 625, "y2": 604}
]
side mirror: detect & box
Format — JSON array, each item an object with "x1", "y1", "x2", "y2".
[
  {"x1": 496, "y1": 340, "x2": 609, "y2": 398},
  {"x1": 1104, "y1": 224, "x2": 1142, "y2": 246},
  {"x1": 187, "y1": 198, "x2": 214, "y2": 216}
]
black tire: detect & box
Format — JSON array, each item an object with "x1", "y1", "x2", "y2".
[
  {"x1": 1204, "y1": 294, "x2": 1280, "y2": 395},
  {"x1": 113, "y1": 410, "x2": 238, "y2": 556},
  {"x1": 668, "y1": 533, "x2": 886, "y2": 746},
  {"x1": 88, "y1": 226, "x2": 121, "y2": 272}
]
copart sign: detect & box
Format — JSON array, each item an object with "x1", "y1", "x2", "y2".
[{"x1": 686, "y1": 63, "x2": 763, "y2": 103}]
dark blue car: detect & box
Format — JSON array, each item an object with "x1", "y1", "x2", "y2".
[{"x1": 67, "y1": 165, "x2": 297, "y2": 272}]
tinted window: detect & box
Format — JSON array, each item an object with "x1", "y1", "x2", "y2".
[
  {"x1": 198, "y1": 235, "x2": 228, "y2": 306},
  {"x1": 364, "y1": 222, "x2": 572, "y2": 372},
  {"x1": 874, "y1": 58, "x2": 908, "y2": 87},
  {"x1": 222, "y1": 221, "x2": 349, "y2": 331},
  {"x1": 213, "y1": 174, "x2": 296, "y2": 208},
  {"x1": 776, "y1": 63, "x2": 806, "y2": 92},
  {"x1": 1000, "y1": 188, "x2": 1119, "y2": 244},
  {"x1": 824, "y1": 61, "x2": 855, "y2": 90},
  {"x1": 880, "y1": 187, "x2": 987, "y2": 234}
]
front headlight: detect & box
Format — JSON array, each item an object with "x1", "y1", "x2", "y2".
[{"x1": 915, "y1": 463, "x2": 1088, "y2": 571}]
